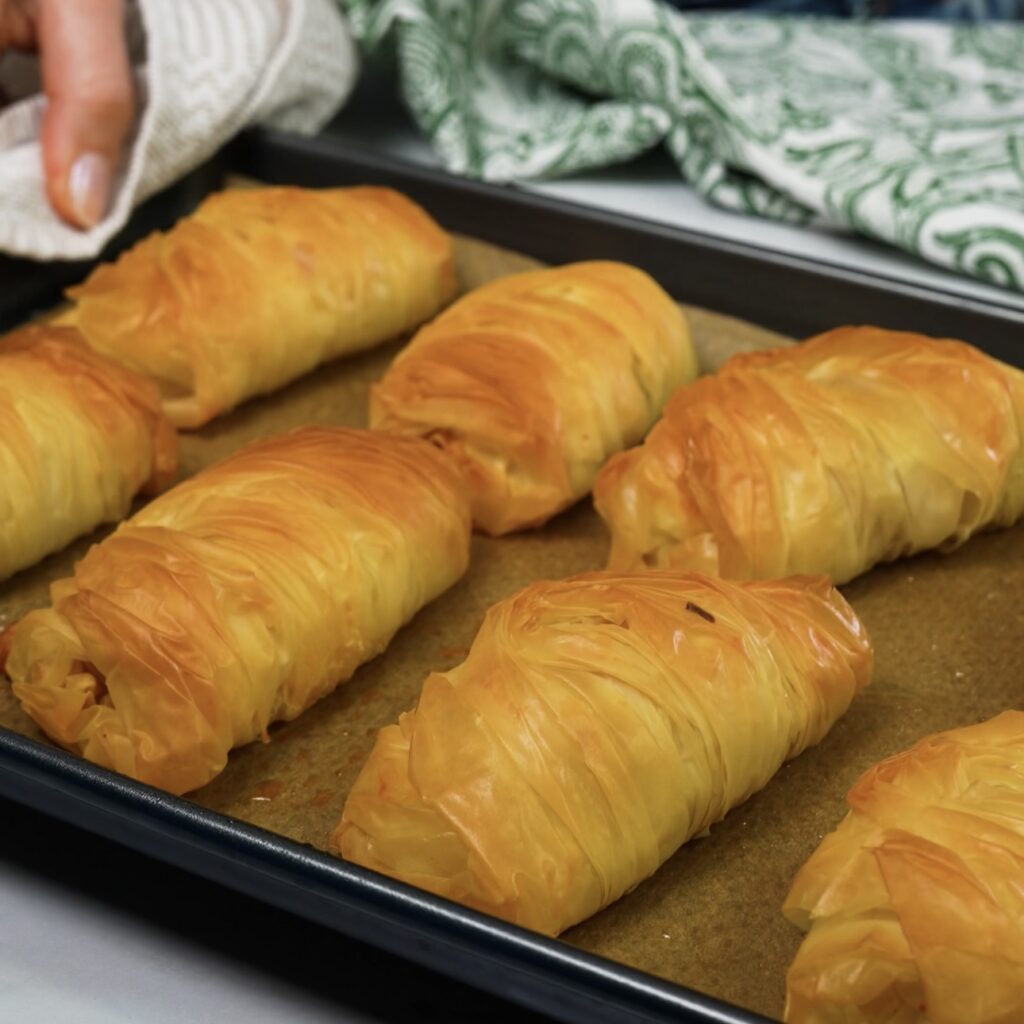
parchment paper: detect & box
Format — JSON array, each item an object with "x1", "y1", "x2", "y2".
[{"x1": 1, "y1": 234, "x2": 1021, "y2": 1021}]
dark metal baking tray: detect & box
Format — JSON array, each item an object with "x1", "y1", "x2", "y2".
[
  {"x1": 234, "y1": 129, "x2": 1024, "y2": 368},
  {"x1": 1, "y1": 126, "x2": 1020, "y2": 1024},
  {"x1": 0, "y1": 729, "x2": 766, "y2": 1024}
]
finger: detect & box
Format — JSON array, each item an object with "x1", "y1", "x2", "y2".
[
  {"x1": 0, "y1": 1, "x2": 39, "y2": 51},
  {"x1": 37, "y1": 0, "x2": 135, "y2": 228}
]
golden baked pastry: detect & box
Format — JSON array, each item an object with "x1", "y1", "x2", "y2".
[
  {"x1": 4, "y1": 427, "x2": 471, "y2": 795},
  {"x1": 370, "y1": 261, "x2": 696, "y2": 534},
  {"x1": 595, "y1": 327, "x2": 1024, "y2": 584},
  {"x1": 784, "y1": 711, "x2": 1024, "y2": 1024},
  {"x1": 336, "y1": 571, "x2": 872, "y2": 935},
  {"x1": 60, "y1": 186, "x2": 458, "y2": 428},
  {"x1": 0, "y1": 325, "x2": 177, "y2": 582}
]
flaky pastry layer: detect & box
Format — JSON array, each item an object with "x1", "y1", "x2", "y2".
[
  {"x1": 5, "y1": 427, "x2": 471, "y2": 794},
  {"x1": 784, "y1": 711, "x2": 1024, "y2": 1024},
  {"x1": 595, "y1": 327, "x2": 1024, "y2": 583},
  {"x1": 336, "y1": 570, "x2": 871, "y2": 935},
  {"x1": 0, "y1": 325, "x2": 177, "y2": 581},
  {"x1": 371, "y1": 261, "x2": 696, "y2": 534},
  {"x1": 61, "y1": 186, "x2": 458, "y2": 428}
]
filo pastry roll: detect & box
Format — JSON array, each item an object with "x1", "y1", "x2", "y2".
[
  {"x1": 0, "y1": 325, "x2": 177, "y2": 582},
  {"x1": 370, "y1": 261, "x2": 697, "y2": 534},
  {"x1": 784, "y1": 711, "x2": 1024, "y2": 1024},
  {"x1": 595, "y1": 327, "x2": 1024, "y2": 584},
  {"x1": 336, "y1": 571, "x2": 872, "y2": 935},
  {"x1": 4, "y1": 427, "x2": 471, "y2": 794},
  {"x1": 60, "y1": 186, "x2": 458, "y2": 428}
]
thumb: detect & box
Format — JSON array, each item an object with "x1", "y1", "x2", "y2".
[{"x1": 37, "y1": 0, "x2": 135, "y2": 229}]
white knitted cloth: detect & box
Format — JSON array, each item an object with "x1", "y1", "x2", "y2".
[{"x1": 0, "y1": 0, "x2": 357, "y2": 261}]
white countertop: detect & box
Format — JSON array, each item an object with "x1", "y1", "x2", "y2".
[
  {"x1": 2, "y1": 858, "x2": 368, "y2": 1024},
  {"x1": 0, "y1": 794, "x2": 550, "y2": 1024}
]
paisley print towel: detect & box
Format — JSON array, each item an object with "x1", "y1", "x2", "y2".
[{"x1": 343, "y1": 0, "x2": 1024, "y2": 292}]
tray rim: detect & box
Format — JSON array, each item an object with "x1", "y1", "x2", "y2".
[
  {"x1": 0, "y1": 727, "x2": 771, "y2": 1024},
  {"x1": 6, "y1": 125, "x2": 1003, "y2": 1023},
  {"x1": 230, "y1": 128, "x2": 1024, "y2": 367}
]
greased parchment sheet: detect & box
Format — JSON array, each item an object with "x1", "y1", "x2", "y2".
[{"x1": 2, "y1": 234, "x2": 1021, "y2": 1022}]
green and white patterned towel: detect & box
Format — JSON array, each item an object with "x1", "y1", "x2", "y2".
[{"x1": 342, "y1": 0, "x2": 1024, "y2": 292}]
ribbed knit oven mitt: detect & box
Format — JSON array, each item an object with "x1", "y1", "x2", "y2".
[
  {"x1": 0, "y1": 0, "x2": 357, "y2": 261},
  {"x1": 346, "y1": 0, "x2": 1024, "y2": 292}
]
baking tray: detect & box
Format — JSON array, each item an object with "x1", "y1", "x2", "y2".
[
  {"x1": 1, "y1": 129, "x2": 1022, "y2": 1024},
  {"x1": 234, "y1": 129, "x2": 1024, "y2": 368}
]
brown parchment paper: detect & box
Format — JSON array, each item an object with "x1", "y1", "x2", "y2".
[{"x1": 2, "y1": 234, "x2": 1022, "y2": 1023}]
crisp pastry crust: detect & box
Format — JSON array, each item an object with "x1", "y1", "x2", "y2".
[
  {"x1": 60, "y1": 186, "x2": 458, "y2": 428},
  {"x1": 4, "y1": 427, "x2": 472, "y2": 795},
  {"x1": 0, "y1": 325, "x2": 178, "y2": 582},
  {"x1": 783, "y1": 711, "x2": 1024, "y2": 1024},
  {"x1": 335, "y1": 571, "x2": 872, "y2": 935},
  {"x1": 595, "y1": 327, "x2": 1024, "y2": 584},
  {"x1": 370, "y1": 261, "x2": 696, "y2": 535}
]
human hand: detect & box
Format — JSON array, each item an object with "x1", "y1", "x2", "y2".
[{"x1": 0, "y1": 0, "x2": 134, "y2": 228}]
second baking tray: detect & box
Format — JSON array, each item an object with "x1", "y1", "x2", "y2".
[{"x1": 1, "y1": 130, "x2": 1023, "y2": 1024}]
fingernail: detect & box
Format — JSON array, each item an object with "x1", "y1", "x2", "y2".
[{"x1": 68, "y1": 152, "x2": 111, "y2": 228}]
